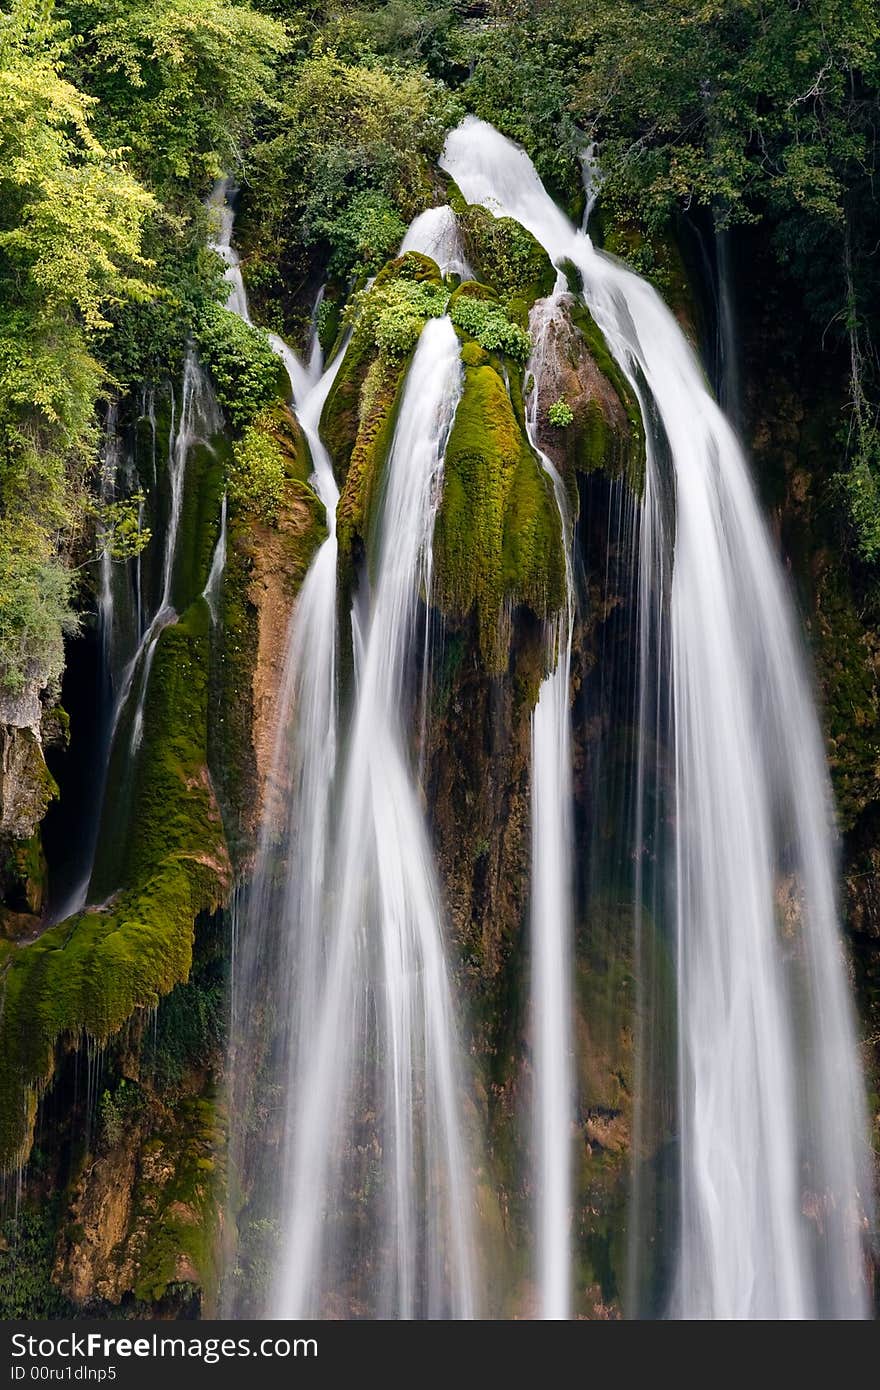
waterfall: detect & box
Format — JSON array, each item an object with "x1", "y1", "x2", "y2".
[
  {"x1": 97, "y1": 404, "x2": 120, "y2": 678},
  {"x1": 280, "y1": 317, "x2": 474, "y2": 1319},
  {"x1": 108, "y1": 352, "x2": 218, "y2": 760},
  {"x1": 524, "y1": 295, "x2": 576, "y2": 1318},
  {"x1": 442, "y1": 116, "x2": 872, "y2": 1319},
  {"x1": 400, "y1": 205, "x2": 474, "y2": 279},
  {"x1": 231, "y1": 313, "x2": 478, "y2": 1319},
  {"x1": 210, "y1": 180, "x2": 252, "y2": 324}
]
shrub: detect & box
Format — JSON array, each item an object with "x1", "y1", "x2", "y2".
[
  {"x1": 195, "y1": 304, "x2": 279, "y2": 429},
  {"x1": 449, "y1": 294, "x2": 532, "y2": 362},
  {"x1": 0, "y1": 523, "x2": 77, "y2": 694},
  {"x1": 325, "y1": 191, "x2": 408, "y2": 279},
  {"x1": 229, "y1": 416, "x2": 287, "y2": 523},
  {"x1": 548, "y1": 398, "x2": 575, "y2": 428}
]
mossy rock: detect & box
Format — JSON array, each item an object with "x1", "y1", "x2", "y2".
[
  {"x1": 0, "y1": 602, "x2": 230, "y2": 1171},
  {"x1": 434, "y1": 362, "x2": 565, "y2": 672},
  {"x1": 129, "y1": 1094, "x2": 226, "y2": 1309},
  {"x1": 335, "y1": 354, "x2": 412, "y2": 582},
  {"x1": 458, "y1": 205, "x2": 555, "y2": 308},
  {"x1": 321, "y1": 251, "x2": 444, "y2": 481},
  {"x1": 567, "y1": 303, "x2": 645, "y2": 493},
  {"x1": 171, "y1": 440, "x2": 227, "y2": 615}
]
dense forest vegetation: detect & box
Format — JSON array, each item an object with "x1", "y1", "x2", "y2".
[
  {"x1": 1, "y1": 0, "x2": 879, "y2": 1319},
  {"x1": 2, "y1": 0, "x2": 878, "y2": 702}
]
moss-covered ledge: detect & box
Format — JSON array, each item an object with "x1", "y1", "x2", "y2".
[
  {"x1": 433, "y1": 359, "x2": 565, "y2": 673},
  {"x1": 320, "y1": 251, "x2": 448, "y2": 581},
  {"x1": 0, "y1": 600, "x2": 231, "y2": 1171}
]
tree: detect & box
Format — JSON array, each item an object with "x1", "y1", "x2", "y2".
[{"x1": 0, "y1": 0, "x2": 154, "y2": 694}]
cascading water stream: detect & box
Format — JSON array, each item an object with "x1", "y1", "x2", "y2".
[
  {"x1": 524, "y1": 294, "x2": 576, "y2": 1319},
  {"x1": 442, "y1": 116, "x2": 872, "y2": 1319},
  {"x1": 273, "y1": 317, "x2": 476, "y2": 1320},
  {"x1": 400, "y1": 205, "x2": 474, "y2": 279},
  {"x1": 203, "y1": 492, "x2": 228, "y2": 624},
  {"x1": 110, "y1": 351, "x2": 219, "y2": 762}
]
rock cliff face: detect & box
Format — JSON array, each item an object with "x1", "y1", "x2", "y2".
[
  {"x1": 1, "y1": 201, "x2": 876, "y2": 1319},
  {"x1": 0, "y1": 368, "x2": 322, "y2": 1314},
  {"x1": 0, "y1": 690, "x2": 63, "y2": 933}
]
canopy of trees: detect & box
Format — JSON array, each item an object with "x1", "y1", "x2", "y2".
[{"x1": 1, "y1": 0, "x2": 878, "y2": 695}]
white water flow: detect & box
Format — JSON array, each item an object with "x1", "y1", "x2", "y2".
[
  {"x1": 210, "y1": 181, "x2": 252, "y2": 324},
  {"x1": 442, "y1": 117, "x2": 872, "y2": 1318},
  {"x1": 97, "y1": 404, "x2": 120, "y2": 675},
  {"x1": 400, "y1": 205, "x2": 474, "y2": 279},
  {"x1": 524, "y1": 295, "x2": 576, "y2": 1318},
  {"x1": 203, "y1": 493, "x2": 228, "y2": 624},
  {"x1": 269, "y1": 316, "x2": 477, "y2": 1320},
  {"x1": 117, "y1": 352, "x2": 218, "y2": 757}
]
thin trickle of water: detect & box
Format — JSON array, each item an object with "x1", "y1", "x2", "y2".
[
  {"x1": 203, "y1": 493, "x2": 228, "y2": 624},
  {"x1": 210, "y1": 181, "x2": 252, "y2": 324},
  {"x1": 524, "y1": 294, "x2": 576, "y2": 1319},
  {"x1": 111, "y1": 350, "x2": 217, "y2": 763},
  {"x1": 442, "y1": 116, "x2": 872, "y2": 1319}
]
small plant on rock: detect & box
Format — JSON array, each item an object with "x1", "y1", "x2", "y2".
[{"x1": 548, "y1": 398, "x2": 574, "y2": 428}]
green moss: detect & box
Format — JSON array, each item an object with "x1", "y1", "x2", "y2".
[
  {"x1": 316, "y1": 295, "x2": 341, "y2": 358},
  {"x1": 460, "y1": 339, "x2": 490, "y2": 369},
  {"x1": 335, "y1": 354, "x2": 411, "y2": 580},
  {"x1": 0, "y1": 603, "x2": 229, "y2": 1170},
  {"x1": 322, "y1": 253, "x2": 451, "y2": 577},
  {"x1": 321, "y1": 253, "x2": 447, "y2": 480},
  {"x1": 568, "y1": 302, "x2": 646, "y2": 492},
  {"x1": 130, "y1": 1094, "x2": 225, "y2": 1308},
  {"x1": 434, "y1": 362, "x2": 565, "y2": 672},
  {"x1": 172, "y1": 438, "x2": 227, "y2": 612},
  {"x1": 458, "y1": 205, "x2": 555, "y2": 307},
  {"x1": 211, "y1": 470, "x2": 325, "y2": 867}
]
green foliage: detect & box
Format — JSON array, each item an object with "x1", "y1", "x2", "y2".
[
  {"x1": 245, "y1": 48, "x2": 457, "y2": 282},
  {"x1": 0, "y1": 0, "x2": 156, "y2": 697},
  {"x1": 99, "y1": 1076, "x2": 143, "y2": 1147},
  {"x1": 836, "y1": 425, "x2": 880, "y2": 564},
  {"x1": 230, "y1": 415, "x2": 286, "y2": 522},
  {"x1": 316, "y1": 296, "x2": 340, "y2": 356},
  {"x1": 371, "y1": 275, "x2": 448, "y2": 356},
  {"x1": 96, "y1": 489, "x2": 151, "y2": 561},
  {"x1": 0, "y1": 1202, "x2": 71, "y2": 1318},
  {"x1": 449, "y1": 291, "x2": 531, "y2": 364},
  {"x1": 196, "y1": 303, "x2": 279, "y2": 428},
  {"x1": 0, "y1": 520, "x2": 77, "y2": 693},
  {"x1": 59, "y1": 0, "x2": 289, "y2": 200},
  {"x1": 548, "y1": 398, "x2": 574, "y2": 429},
  {"x1": 448, "y1": 13, "x2": 582, "y2": 201},
  {"x1": 324, "y1": 189, "x2": 408, "y2": 279},
  {"x1": 141, "y1": 971, "x2": 225, "y2": 1094}
]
